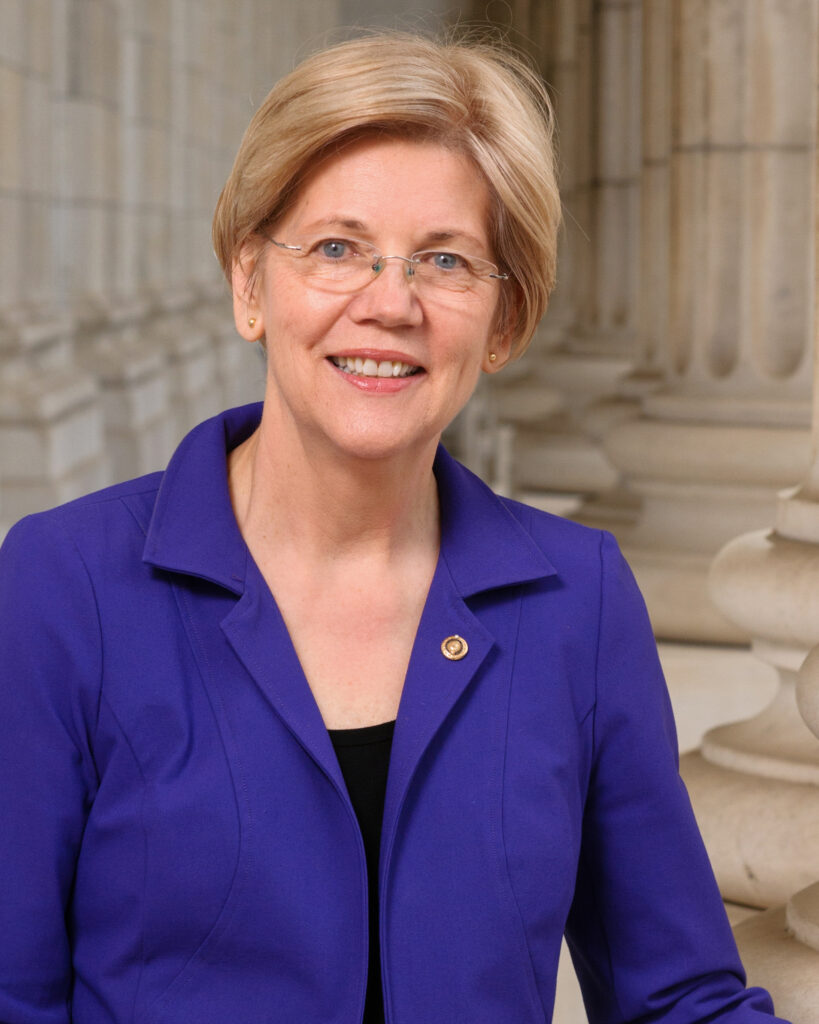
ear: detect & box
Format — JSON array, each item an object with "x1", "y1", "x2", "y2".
[
  {"x1": 482, "y1": 282, "x2": 520, "y2": 373},
  {"x1": 482, "y1": 315, "x2": 515, "y2": 373},
  {"x1": 231, "y1": 243, "x2": 265, "y2": 343}
]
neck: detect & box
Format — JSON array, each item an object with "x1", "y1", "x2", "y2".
[{"x1": 228, "y1": 410, "x2": 441, "y2": 564}]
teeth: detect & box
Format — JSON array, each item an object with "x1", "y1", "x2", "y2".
[{"x1": 332, "y1": 356, "x2": 419, "y2": 379}]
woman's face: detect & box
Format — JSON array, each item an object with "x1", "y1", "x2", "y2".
[{"x1": 233, "y1": 137, "x2": 511, "y2": 465}]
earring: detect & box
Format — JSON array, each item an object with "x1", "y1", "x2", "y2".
[
  {"x1": 488, "y1": 352, "x2": 497, "y2": 363},
  {"x1": 248, "y1": 317, "x2": 256, "y2": 328}
]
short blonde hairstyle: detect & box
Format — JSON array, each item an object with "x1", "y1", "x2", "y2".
[{"x1": 213, "y1": 32, "x2": 560, "y2": 359}]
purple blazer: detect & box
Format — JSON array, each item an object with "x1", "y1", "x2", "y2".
[{"x1": 0, "y1": 404, "x2": 785, "y2": 1024}]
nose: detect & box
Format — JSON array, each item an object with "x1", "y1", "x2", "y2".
[
  {"x1": 347, "y1": 256, "x2": 423, "y2": 327},
  {"x1": 372, "y1": 255, "x2": 416, "y2": 278}
]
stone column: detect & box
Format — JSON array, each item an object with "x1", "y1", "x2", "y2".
[
  {"x1": 678, "y1": 10, "x2": 819, "y2": 1011},
  {"x1": 494, "y1": 0, "x2": 641, "y2": 505},
  {"x1": 546, "y1": 0, "x2": 586, "y2": 342},
  {"x1": 465, "y1": 0, "x2": 565, "y2": 495},
  {"x1": 631, "y1": 0, "x2": 670, "y2": 389},
  {"x1": 0, "y1": 0, "x2": 107, "y2": 537},
  {"x1": 688, "y1": 319, "x2": 819, "y2": 1024},
  {"x1": 600, "y1": 0, "x2": 814, "y2": 642},
  {"x1": 730, "y1": 643, "x2": 819, "y2": 1020},
  {"x1": 64, "y1": 0, "x2": 176, "y2": 481},
  {"x1": 571, "y1": 0, "x2": 673, "y2": 530},
  {"x1": 1, "y1": 0, "x2": 70, "y2": 347}
]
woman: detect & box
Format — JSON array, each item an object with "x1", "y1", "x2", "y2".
[{"x1": 0, "y1": 32, "x2": 787, "y2": 1024}]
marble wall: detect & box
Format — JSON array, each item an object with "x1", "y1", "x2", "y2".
[{"x1": 2, "y1": 0, "x2": 446, "y2": 535}]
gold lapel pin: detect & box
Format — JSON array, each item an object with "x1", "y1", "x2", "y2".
[{"x1": 441, "y1": 635, "x2": 468, "y2": 661}]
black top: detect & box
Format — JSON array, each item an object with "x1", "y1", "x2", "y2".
[{"x1": 328, "y1": 719, "x2": 396, "y2": 1024}]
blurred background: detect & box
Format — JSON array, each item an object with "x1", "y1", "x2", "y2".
[{"x1": 2, "y1": 0, "x2": 819, "y2": 1018}]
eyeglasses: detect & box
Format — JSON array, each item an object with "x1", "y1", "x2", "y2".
[{"x1": 266, "y1": 235, "x2": 509, "y2": 294}]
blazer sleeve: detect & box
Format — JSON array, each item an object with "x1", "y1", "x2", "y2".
[
  {"x1": 563, "y1": 531, "x2": 789, "y2": 1024},
  {"x1": 0, "y1": 514, "x2": 101, "y2": 1024}
]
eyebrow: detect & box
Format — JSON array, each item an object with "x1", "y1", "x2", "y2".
[
  {"x1": 298, "y1": 217, "x2": 489, "y2": 253},
  {"x1": 300, "y1": 217, "x2": 368, "y2": 234}
]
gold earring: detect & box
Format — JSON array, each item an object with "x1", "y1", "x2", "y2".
[
  {"x1": 248, "y1": 317, "x2": 256, "y2": 328},
  {"x1": 488, "y1": 352, "x2": 497, "y2": 363}
]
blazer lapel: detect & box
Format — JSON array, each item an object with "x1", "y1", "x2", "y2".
[
  {"x1": 381, "y1": 555, "x2": 495, "y2": 862},
  {"x1": 380, "y1": 447, "x2": 558, "y2": 868},
  {"x1": 219, "y1": 556, "x2": 348, "y2": 792}
]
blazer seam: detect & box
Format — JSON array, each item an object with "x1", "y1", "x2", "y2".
[
  {"x1": 498, "y1": 581, "x2": 550, "y2": 1022},
  {"x1": 121, "y1": 491, "x2": 158, "y2": 538},
  {"x1": 55, "y1": 517, "x2": 105, "y2": 769},
  {"x1": 144, "y1": 582, "x2": 250, "y2": 1009},
  {"x1": 590, "y1": 529, "x2": 628, "y2": 1021},
  {"x1": 94, "y1": 691, "x2": 150, "y2": 1024}
]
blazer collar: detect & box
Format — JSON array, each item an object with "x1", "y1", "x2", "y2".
[
  {"x1": 142, "y1": 403, "x2": 557, "y2": 596},
  {"x1": 433, "y1": 445, "x2": 556, "y2": 595},
  {"x1": 141, "y1": 404, "x2": 259, "y2": 593}
]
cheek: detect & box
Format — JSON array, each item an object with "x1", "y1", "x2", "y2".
[
  {"x1": 440, "y1": 309, "x2": 495, "y2": 368},
  {"x1": 263, "y1": 282, "x2": 347, "y2": 346}
]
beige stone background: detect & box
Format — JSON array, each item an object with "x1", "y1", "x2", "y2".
[{"x1": 2, "y1": 0, "x2": 819, "y2": 1019}]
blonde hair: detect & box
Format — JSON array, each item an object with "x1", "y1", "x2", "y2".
[{"x1": 212, "y1": 32, "x2": 560, "y2": 359}]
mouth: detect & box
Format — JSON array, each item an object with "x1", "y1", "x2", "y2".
[{"x1": 329, "y1": 356, "x2": 423, "y2": 379}]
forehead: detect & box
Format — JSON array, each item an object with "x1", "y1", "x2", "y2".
[{"x1": 280, "y1": 137, "x2": 492, "y2": 245}]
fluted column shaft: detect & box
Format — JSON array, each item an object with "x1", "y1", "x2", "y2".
[
  {"x1": 0, "y1": 0, "x2": 108, "y2": 532},
  {"x1": 635, "y1": 0, "x2": 670, "y2": 381},
  {"x1": 585, "y1": 0, "x2": 642, "y2": 347},
  {"x1": 0, "y1": 0, "x2": 363, "y2": 534},
  {"x1": 679, "y1": 10, "x2": 819, "y2": 1014},
  {"x1": 491, "y1": 1, "x2": 640, "y2": 502},
  {"x1": 600, "y1": 0, "x2": 815, "y2": 642},
  {"x1": 569, "y1": 0, "x2": 672, "y2": 528}
]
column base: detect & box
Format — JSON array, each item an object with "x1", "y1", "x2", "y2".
[
  {"x1": 733, "y1": 903, "x2": 819, "y2": 1023},
  {"x1": 624, "y1": 547, "x2": 747, "y2": 642},
  {"x1": 513, "y1": 424, "x2": 620, "y2": 494},
  {"x1": 657, "y1": 641, "x2": 777, "y2": 754},
  {"x1": 788, "y1": 882, "x2": 819, "y2": 951},
  {"x1": 492, "y1": 347, "x2": 631, "y2": 496},
  {"x1": 681, "y1": 751, "x2": 819, "y2": 907},
  {"x1": 701, "y1": 673, "x2": 819, "y2": 786},
  {"x1": 599, "y1": 414, "x2": 811, "y2": 642},
  {"x1": 0, "y1": 369, "x2": 106, "y2": 530}
]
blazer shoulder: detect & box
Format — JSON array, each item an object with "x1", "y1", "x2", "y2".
[
  {"x1": 3, "y1": 470, "x2": 163, "y2": 559},
  {"x1": 498, "y1": 493, "x2": 612, "y2": 566}
]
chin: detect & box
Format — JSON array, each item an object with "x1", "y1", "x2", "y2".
[{"x1": 329, "y1": 427, "x2": 439, "y2": 465}]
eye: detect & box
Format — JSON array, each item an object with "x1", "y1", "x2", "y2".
[
  {"x1": 314, "y1": 238, "x2": 355, "y2": 260},
  {"x1": 425, "y1": 251, "x2": 469, "y2": 272}
]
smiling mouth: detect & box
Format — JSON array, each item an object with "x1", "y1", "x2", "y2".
[{"x1": 330, "y1": 356, "x2": 422, "y2": 379}]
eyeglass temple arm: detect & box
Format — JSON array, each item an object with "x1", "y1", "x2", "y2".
[{"x1": 268, "y1": 238, "x2": 303, "y2": 252}]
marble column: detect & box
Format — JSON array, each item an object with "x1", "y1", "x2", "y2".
[
  {"x1": 2, "y1": 0, "x2": 433, "y2": 535},
  {"x1": 457, "y1": 0, "x2": 563, "y2": 494},
  {"x1": 571, "y1": 0, "x2": 672, "y2": 529},
  {"x1": 679, "y1": 13, "x2": 819, "y2": 1012},
  {"x1": 688, "y1": 342, "x2": 819, "y2": 1022},
  {"x1": 600, "y1": 0, "x2": 814, "y2": 642},
  {"x1": 729, "y1": 643, "x2": 819, "y2": 1021},
  {"x1": 494, "y1": 0, "x2": 641, "y2": 505},
  {"x1": 70, "y1": 0, "x2": 177, "y2": 480},
  {"x1": 0, "y1": 0, "x2": 107, "y2": 536}
]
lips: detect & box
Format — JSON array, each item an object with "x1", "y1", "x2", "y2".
[{"x1": 329, "y1": 356, "x2": 422, "y2": 379}]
